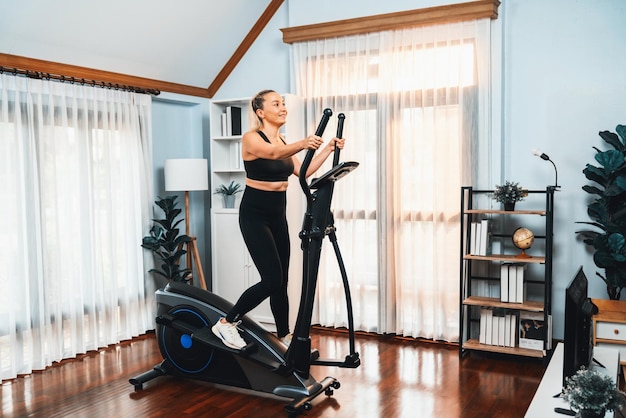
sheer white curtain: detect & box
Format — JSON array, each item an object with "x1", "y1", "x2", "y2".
[
  {"x1": 291, "y1": 19, "x2": 492, "y2": 341},
  {"x1": 0, "y1": 74, "x2": 155, "y2": 380}
]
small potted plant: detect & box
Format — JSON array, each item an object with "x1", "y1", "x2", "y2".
[
  {"x1": 561, "y1": 367, "x2": 626, "y2": 417},
  {"x1": 214, "y1": 180, "x2": 242, "y2": 208},
  {"x1": 493, "y1": 180, "x2": 526, "y2": 210}
]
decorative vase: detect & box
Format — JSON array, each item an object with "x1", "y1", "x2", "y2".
[
  {"x1": 575, "y1": 410, "x2": 605, "y2": 418},
  {"x1": 223, "y1": 194, "x2": 236, "y2": 208},
  {"x1": 504, "y1": 201, "x2": 516, "y2": 211}
]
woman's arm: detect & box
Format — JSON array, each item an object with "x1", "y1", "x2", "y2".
[
  {"x1": 292, "y1": 137, "x2": 346, "y2": 178},
  {"x1": 242, "y1": 131, "x2": 322, "y2": 161}
]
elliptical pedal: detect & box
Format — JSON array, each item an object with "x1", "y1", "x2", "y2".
[
  {"x1": 158, "y1": 312, "x2": 256, "y2": 354},
  {"x1": 192, "y1": 327, "x2": 256, "y2": 354}
]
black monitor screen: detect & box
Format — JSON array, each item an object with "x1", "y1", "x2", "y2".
[{"x1": 562, "y1": 266, "x2": 597, "y2": 386}]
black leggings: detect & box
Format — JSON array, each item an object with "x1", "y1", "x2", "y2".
[{"x1": 226, "y1": 187, "x2": 290, "y2": 338}]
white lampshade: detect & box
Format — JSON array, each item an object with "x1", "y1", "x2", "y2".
[{"x1": 164, "y1": 158, "x2": 209, "y2": 191}]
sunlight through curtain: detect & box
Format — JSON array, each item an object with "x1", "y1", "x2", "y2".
[
  {"x1": 0, "y1": 74, "x2": 155, "y2": 380},
  {"x1": 291, "y1": 19, "x2": 492, "y2": 341}
]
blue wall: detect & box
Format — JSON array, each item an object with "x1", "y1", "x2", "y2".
[{"x1": 151, "y1": 94, "x2": 211, "y2": 283}]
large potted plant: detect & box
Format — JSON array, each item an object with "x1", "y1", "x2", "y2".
[
  {"x1": 141, "y1": 195, "x2": 193, "y2": 283},
  {"x1": 576, "y1": 125, "x2": 626, "y2": 300}
]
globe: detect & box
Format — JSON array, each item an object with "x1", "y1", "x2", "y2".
[{"x1": 512, "y1": 227, "x2": 534, "y2": 258}]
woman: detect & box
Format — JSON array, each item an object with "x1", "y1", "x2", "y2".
[{"x1": 212, "y1": 90, "x2": 345, "y2": 349}]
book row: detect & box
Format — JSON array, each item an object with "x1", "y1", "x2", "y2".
[
  {"x1": 479, "y1": 309, "x2": 546, "y2": 351},
  {"x1": 500, "y1": 263, "x2": 526, "y2": 303},
  {"x1": 469, "y1": 219, "x2": 490, "y2": 256},
  {"x1": 220, "y1": 105, "x2": 242, "y2": 136}
]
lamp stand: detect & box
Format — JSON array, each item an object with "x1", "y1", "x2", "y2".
[{"x1": 184, "y1": 191, "x2": 207, "y2": 290}]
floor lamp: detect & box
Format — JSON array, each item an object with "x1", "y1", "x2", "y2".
[{"x1": 164, "y1": 158, "x2": 208, "y2": 290}]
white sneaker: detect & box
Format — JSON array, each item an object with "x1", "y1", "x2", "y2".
[
  {"x1": 280, "y1": 333, "x2": 293, "y2": 348},
  {"x1": 212, "y1": 318, "x2": 246, "y2": 349}
]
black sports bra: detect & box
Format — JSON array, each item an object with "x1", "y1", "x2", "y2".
[{"x1": 243, "y1": 131, "x2": 294, "y2": 182}]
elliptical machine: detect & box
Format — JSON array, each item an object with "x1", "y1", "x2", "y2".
[{"x1": 129, "y1": 109, "x2": 360, "y2": 416}]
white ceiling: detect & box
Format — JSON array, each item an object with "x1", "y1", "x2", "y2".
[{"x1": 0, "y1": 0, "x2": 274, "y2": 88}]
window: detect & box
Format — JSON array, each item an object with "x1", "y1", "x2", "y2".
[
  {"x1": 294, "y1": 20, "x2": 491, "y2": 341},
  {"x1": 0, "y1": 75, "x2": 154, "y2": 380}
]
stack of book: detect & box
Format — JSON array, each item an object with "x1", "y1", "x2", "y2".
[
  {"x1": 479, "y1": 308, "x2": 517, "y2": 347},
  {"x1": 469, "y1": 219, "x2": 491, "y2": 256},
  {"x1": 221, "y1": 105, "x2": 242, "y2": 136},
  {"x1": 500, "y1": 262, "x2": 526, "y2": 303}
]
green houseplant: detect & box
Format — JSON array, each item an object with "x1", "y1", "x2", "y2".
[
  {"x1": 561, "y1": 367, "x2": 626, "y2": 417},
  {"x1": 214, "y1": 180, "x2": 242, "y2": 208},
  {"x1": 493, "y1": 180, "x2": 526, "y2": 210},
  {"x1": 576, "y1": 125, "x2": 626, "y2": 300},
  {"x1": 141, "y1": 195, "x2": 193, "y2": 282}
]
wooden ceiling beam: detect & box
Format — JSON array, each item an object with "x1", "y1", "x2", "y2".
[
  {"x1": 207, "y1": 0, "x2": 284, "y2": 97},
  {"x1": 281, "y1": 0, "x2": 500, "y2": 44},
  {"x1": 0, "y1": 52, "x2": 212, "y2": 97}
]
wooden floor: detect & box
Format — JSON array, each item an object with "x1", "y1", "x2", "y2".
[{"x1": 2, "y1": 328, "x2": 550, "y2": 418}]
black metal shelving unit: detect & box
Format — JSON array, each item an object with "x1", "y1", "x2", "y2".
[{"x1": 459, "y1": 186, "x2": 555, "y2": 359}]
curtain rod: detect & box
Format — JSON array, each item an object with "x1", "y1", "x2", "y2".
[{"x1": 0, "y1": 65, "x2": 161, "y2": 96}]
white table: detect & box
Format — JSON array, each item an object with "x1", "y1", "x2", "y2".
[{"x1": 525, "y1": 343, "x2": 620, "y2": 418}]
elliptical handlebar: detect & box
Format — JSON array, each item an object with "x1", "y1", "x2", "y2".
[
  {"x1": 333, "y1": 113, "x2": 345, "y2": 167},
  {"x1": 291, "y1": 109, "x2": 361, "y2": 378},
  {"x1": 299, "y1": 108, "x2": 333, "y2": 206}
]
